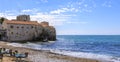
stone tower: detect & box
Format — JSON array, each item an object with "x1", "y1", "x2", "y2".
[
  {"x1": 17, "y1": 15, "x2": 30, "y2": 21},
  {"x1": 41, "y1": 21, "x2": 49, "y2": 27}
]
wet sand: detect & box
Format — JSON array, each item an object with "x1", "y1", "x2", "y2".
[{"x1": 0, "y1": 41, "x2": 100, "y2": 62}]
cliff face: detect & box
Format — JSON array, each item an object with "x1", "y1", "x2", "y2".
[
  {"x1": 42, "y1": 26, "x2": 56, "y2": 41},
  {"x1": 37, "y1": 21, "x2": 56, "y2": 41}
]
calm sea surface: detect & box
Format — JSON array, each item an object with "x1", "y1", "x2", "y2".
[{"x1": 9, "y1": 35, "x2": 120, "y2": 62}]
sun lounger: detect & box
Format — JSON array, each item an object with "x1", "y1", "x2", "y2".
[{"x1": 15, "y1": 52, "x2": 28, "y2": 58}]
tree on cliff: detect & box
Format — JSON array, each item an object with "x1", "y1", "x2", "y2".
[{"x1": 0, "y1": 17, "x2": 5, "y2": 24}]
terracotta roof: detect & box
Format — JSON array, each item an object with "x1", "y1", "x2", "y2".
[{"x1": 3, "y1": 20, "x2": 40, "y2": 25}]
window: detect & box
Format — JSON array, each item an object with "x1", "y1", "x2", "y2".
[
  {"x1": 31, "y1": 26, "x2": 33, "y2": 28},
  {"x1": 17, "y1": 26, "x2": 19, "y2": 28},
  {"x1": 10, "y1": 25, "x2": 14, "y2": 28},
  {"x1": 21, "y1": 26, "x2": 24, "y2": 28}
]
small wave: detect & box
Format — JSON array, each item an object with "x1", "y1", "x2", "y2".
[
  {"x1": 7, "y1": 42, "x2": 120, "y2": 62},
  {"x1": 49, "y1": 50, "x2": 120, "y2": 62},
  {"x1": 7, "y1": 43, "x2": 24, "y2": 47},
  {"x1": 7, "y1": 42, "x2": 45, "y2": 50}
]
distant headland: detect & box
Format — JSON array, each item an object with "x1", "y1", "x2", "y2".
[{"x1": 0, "y1": 15, "x2": 56, "y2": 42}]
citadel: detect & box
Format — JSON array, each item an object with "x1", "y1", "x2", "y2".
[{"x1": 0, "y1": 15, "x2": 56, "y2": 42}]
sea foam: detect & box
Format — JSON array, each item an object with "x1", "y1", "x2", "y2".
[
  {"x1": 50, "y1": 50, "x2": 120, "y2": 62},
  {"x1": 7, "y1": 42, "x2": 120, "y2": 62}
]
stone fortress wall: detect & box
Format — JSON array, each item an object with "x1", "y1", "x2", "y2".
[{"x1": 0, "y1": 15, "x2": 56, "y2": 42}]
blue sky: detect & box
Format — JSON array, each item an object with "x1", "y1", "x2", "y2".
[{"x1": 0, "y1": 0, "x2": 120, "y2": 35}]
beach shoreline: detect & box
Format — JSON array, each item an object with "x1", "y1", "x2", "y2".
[{"x1": 0, "y1": 41, "x2": 100, "y2": 62}]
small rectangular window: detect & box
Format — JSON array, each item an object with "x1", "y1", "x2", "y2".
[
  {"x1": 31, "y1": 26, "x2": 33, "y2": 28},
  {"x1": 17, "y1": 26, "x2": 19, "y2": 28},
  {"x1": 10, "y1": 25, "x2": 14, "y2": 28},
  {"x1": 21, "y1": 26, "x2": 24, "y2": 28}
]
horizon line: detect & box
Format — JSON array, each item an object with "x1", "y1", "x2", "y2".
[{"x1": 57, "y1": 34, "x2": 120, "y2": 35}]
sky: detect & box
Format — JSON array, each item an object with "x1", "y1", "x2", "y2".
[{"x1": 0, "y1": 0, "x2": 120, "y2": 35}]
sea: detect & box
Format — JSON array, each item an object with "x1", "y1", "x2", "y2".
[{"x1": 8, "y1": 35, "x2": 120, "y2": 62}]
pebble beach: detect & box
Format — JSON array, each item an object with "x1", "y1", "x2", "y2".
[{"x1": 0, "y1": 41, "x2": 100, "y2": 62}]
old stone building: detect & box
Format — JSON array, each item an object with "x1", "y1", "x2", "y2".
[
  {"x1": 1, "y1": 15, "x2": 56, "y2": 42},
  {"x1": 2, "y1": 20, "x2": 43, "y2": 41}
]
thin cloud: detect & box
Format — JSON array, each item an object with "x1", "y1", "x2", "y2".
[
  {"x1": 21, "y1": 8, "x2": 39, "y2": 13},
  {"x1": 35, "y1": 0, "x2": 48, "y2": 4},
  {"x1": 30, "y1": 13, "x2": 71, "y2": 26},
  {"x1": 58, "y1": 0, "x2": 96, "y2": 13},
  {"x1": 21, "y1": 9, "x2": 33, "y2": 13},
  {"x1": 67, "y1": 21, "x2": 88, "y2": 24},
  {"x1": 50, "y1": 8, "x2": 77, "y2": 14},
  {"x1": 40, "y1": 0, "x2": 48, "y2": 3},
  {"x1": 102, "y1": 1, "x2": 112, "y2": 7}
]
